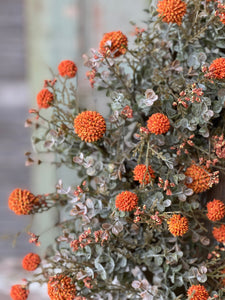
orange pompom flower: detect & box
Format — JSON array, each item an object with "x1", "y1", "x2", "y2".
[
  {"x1": 157, "y1": 0, "x2": 187, "y2": 26},
  {"x1": 212, "y1": 224, "x2": 225, "y2": 244},
  {"x1": 48, "y1": 274, "x2": 76, "y2": 300},
  {"x1": 36, "y1": 88, "x2": 54, "y2": 109},
  {"x1": 74, "y1": 111, "x2": 106, "y2": 142},
  {"x1": 207, "y1": 199, "x2": 225, "y2": 221},
  {"x1": 8, "y1": 188, "x2": 38, "y2": 215},
  {"x1": 187, "y1": 284, "x2": 209, "y2": 300},
  {"x1": 22, "y1": 253, "x2": 41, "y2": 271},
  {"x1": 10, "y1": 284, "x2": 29, "y2": 300},
  {"x1": 147, "y1": 113, "x2": 170, "y2": 135},
  {"x1": 185, "y1": 164, "x2": 211, "y2": 193},
  {"x1": 167, "y1": 214, "x2": 188, "y2": 236},
  {"x1": 133, "y1": 164, "x2": 155, "y2": 185},
  {"x1": 220, "y1": 268, "x2": 225, "y2": 286},
  {"x1": 206, "y1": 57, "x2": 225, "y2": 80},
  {"x1": 58, "y1": 60, "x2": 78, "y2": 78},
  {"x1": 115, "y1": 191, "x2": 138, "y2": 212},
  {"x1": 99, "y1": 31, "x2": 128, "y2": 57}
]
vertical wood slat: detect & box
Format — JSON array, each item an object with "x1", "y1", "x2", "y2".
[{"x1": 26, "y1": 0, "x2": 80, "y2": 254}]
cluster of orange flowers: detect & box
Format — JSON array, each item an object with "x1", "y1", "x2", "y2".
[
  {"x1": 99, "y1": 30, "x2": 128, "y2": 57},
  {"x1": 157, "y1": 0, "x2": 187, "y2": 26},
  {"x1": 8, "y1": 188, "x2": 38, "y2": 215},
  {"x1": 133, "y1": 164, "x2": 155, "y2": 185},
  {"x1": 187, "y1": 284, "x2": 209, "y2": 300},
  {"x1": 47, "y1": 274, "x2": 77, "y2": 300},
  {"x1": 22, "y1": 253, "x2": 41, "y2": 271},
  {"x1": 167, "y1": 214, "x2": 189, "y2": 236}
]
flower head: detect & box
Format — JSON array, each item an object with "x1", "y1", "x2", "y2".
[
  {"x1": 99, "y1": 31, "x2": 128, "y2": 57},
  {"x1": 36, "y1": 89, "x2": 54, "y2": 109},
  {"x1": 185, "y1": 164, "x2": 212, "y2": 193},
  {"x1": 167, "y1": 214, "x2": 189, "y2": 236},
  {"x1": 157, "y1": 0, "x2": 187, "y2": 26},
  {"x1": 206, "y1": 57, "x2": 225, "y2": 80},
  {"x1": 10, "y1": 284, "x2": 29, "y2": 300},
  {"x1": 115, "y1": 191, "x2": 138, "y2": 212},
  {"x1": 8, "y1": 188, "x2": 38, "y2": 215},
  {"x1": 22, "y1": 253, "x2": 41, "y2": 271},
  {"x1": 48, "y1": 274, "x2": 76, "y2": 300},
  {"x1": 133, "y1": 164, "x2": 155, "y2": 185},
  {"x1": 58, "y1": 60, "x2": 78, "y2": 78},
  {"x1": 74, "y1": 111, "x2": 106, "y2": 142},
  {"x1": 187, "y1": 284, "x2": 209, "y2": 300},
  {"x1": 147, "y1": 113, "x2": 170, "y2": 135},
  {"x1": 212, "y1": 224, "x2": 225, "y2": 243},
  {"x1": 207, "y1": 199, "x2": 225, "y2": 221}
]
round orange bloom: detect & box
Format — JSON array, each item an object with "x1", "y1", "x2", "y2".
[
  {"x1": 157, "y1": 0, "x2": 187, "y2": 26},
  {"x1": 207, "y1": 57, "x2": 225, "y2": 80},
  {"x1": 36, "y1": 88, "x2": 54, "y2": 109},
  {"x1": 185, "y1": 164, "x2": 211, "y2": 193},
  {"x1": 58, "y1": 60, "x2": 78, "y2": 78},
  {"x1": 22, "y1": 253, "x2": 41, "y2": 271},
  {"x1": 10, "y1": 284, "x2": 29, "y2": 300},
  {"x1": 133, "y1": 164, "x2": 155, "y2": 185},
  {"x1": 207, "y1": 199, "x2": 225, "y2": 221},
  {"x1": 212, "y1": 224, "x2": 225, "y2": 243},
  {"x1": 147, "y1": 113, "x2": 170, "y2": 135},
  {"x1": 99, "y1": 31, "x2": 128, "y2": 57},
  {"x1": 187, "y1": 284, "x2": 209, "y2": 300},
  {"x1": 115, "y1": 191, "x2": 138, "y2": 212},
  {"x1": 167, "y1": 214, "x2": 188, "y2": 236},
  {"x1": 48, "y1": 274, "x2": 76, "y2": 300},
  {"x1": 220, "y1": 268, "x2": 225, "y2": 286},
  {"x1": 74, "y1": 111, "x2": 106, "y2": 142},
  {"x1": 8, "y1": 188, "x2": 38, "y2": 215}
]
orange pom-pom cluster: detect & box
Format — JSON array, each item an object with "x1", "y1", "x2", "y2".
[
  {"x1": 22, "y1": 253, "x2": 41, "y2": 271},
  {"x1": 147, "y1": 113, "x2": 170, "y2": 135},
  {"x1": 187, "y1": 284, "x2": 209, "y2": 300},
  {"x1": 99, "y1": 31, "x2": 128, "y2": 57},
  {"x1": 8, "y1": 188, "x2": 38, "y2": 215},
  {"x1": 185, "y1": 164, "x2": 211, "y2": 193},
  {"x1": 58, "y1": 60, "x2": 78, "y2": 78},
  {"x1": 157, "y1": 0, "x2": 187, "y2": 26},
  {"x1": 48, "y1": 274, "x2": 76, "y2": 300},
  {"x1": 133, "y1": 164, "x2": 155, "y2": 185},
  {"x1": 36, "y1": 88, "x2": 54, "y2": 109},
  {"x1": 220, "y1": 268, "x2": 225, "y2": 286},
  {"x1": 74, "y1": 111, "x2": 106, "y2": 142},
  {"x1": 10, "y1": 284, "x2": 29, "y2": 300},
  {"x1": 207, "y1": 199, "x2": 225, "y2": 221},
  {"x1": 212, "y1": 224, "x2": 225, "y2": 244},
  {"x1": 115, "y1": 191, "x2": 138, "y2": 212},
  {"x1": 167, "y1": 214, "x2": 188, "y2": 236},
  {"x1": 207, "y1": 57, "x2": 225, "y2": 80}
]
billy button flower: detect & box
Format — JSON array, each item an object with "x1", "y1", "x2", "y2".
[
  {"x1": 74, "y1": 111, "x2": 106, "y2": 143},
  {"x1": 206, "y1": 199, "x2": 225, "y2": 221},
  {"x1": 58, "y1": 60, "x2": 78, "y2": 78},
  {"x1": 47, "y1": 274, "x2": 76, "y2": 300},
  {"x1": 22, "y1": 253, "x2": 41, "y2": 271},
  {"x1": 8, "y1": 188, "x2": 39, "y2": 215},
  {"x1": 187, "y1": 284, "x2": 209, "y2": 300},
  {"x1": 10, "y1": 284, "x2": 29, "y2": 300},
  {"x1": 115, "y1": 191, "x2": 138, "y2": 212},
  {"x1": 147, "y1": 113, "x2": 170, "y2": 135},
  {"x1": 167, "y1": 214, "x2": 189, "y2": 237},
  {"x1": 99, "y1": 30, "x2": 128, "y2": 57},
  {"x1": 157, "y1": 0, "x2": 187, "y2": 26},
  {"x1": 212, "y1": 224, "x2": 225, "y2": 244},
  {"x1": 205, "y1": 57, "x2": 225, "y2": 80},
  {"x1": 36, "y1": 88, "x2": 54, "y2": 109},
  {"x1": 185, "y1": 164, "x2": 211, "y2": 194},
  {"x1": 133, "y1": 164, "x2": 155, "y2": 185}
]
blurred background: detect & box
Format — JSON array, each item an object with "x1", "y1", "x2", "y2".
[{"x1": 0, "y1": 0, "x2": 147, "y2": 298}]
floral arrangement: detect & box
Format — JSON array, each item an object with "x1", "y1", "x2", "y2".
[{"x1": 8, "y1": 0, "x2": 225, "y2": 299}]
